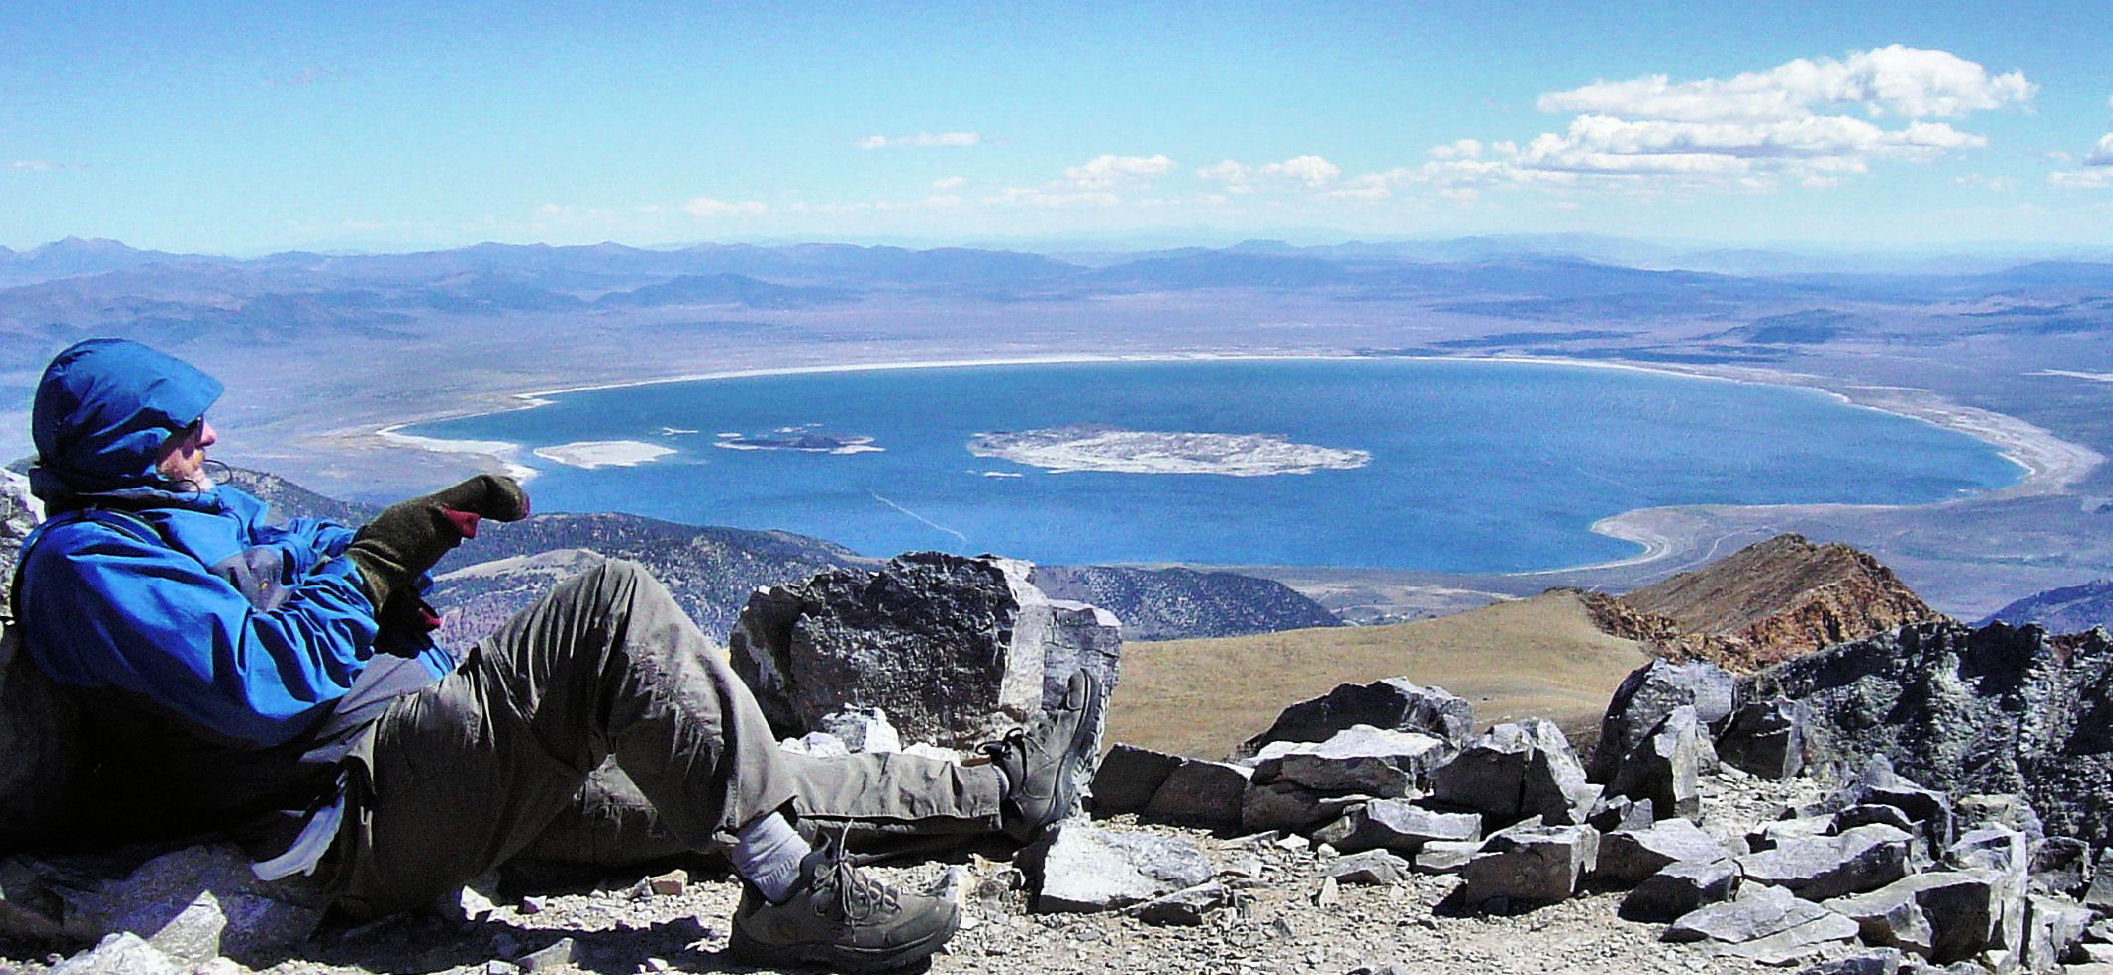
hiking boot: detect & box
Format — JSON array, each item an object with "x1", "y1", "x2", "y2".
[
  {"x1": 728, "y1": 838, "x2": 959, "y2": 973},
  {"x1": 982, "y1": 669, "x2": 1107, "y2": 843}
]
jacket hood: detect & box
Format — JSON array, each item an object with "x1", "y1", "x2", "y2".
[{"x1": 30, "y1": 338, "x2": 223, "y2": 503}]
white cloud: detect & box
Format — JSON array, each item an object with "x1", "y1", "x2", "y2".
[
  {"x1": 1195, "y1": 154, "x2": 1341, "y2": 192},
  {"x1": 991, "y1": 186, "x2": 1122, "y2": 208},
  {"x1": 856, "y1": 131, "x2": 981, "y2": 150},
  {"x1": 1956, "y1": 173, "x2": 2017, "y2": 191},
  {"x1": 1397, "y1": 46, "x2": 2030, "y2": 199},
  {"x1": 683, "y1": 197, "x2": 769, "y2": 216},
  {"x1": 2088, "y1": 133, "x2": 2113, "y2": 166},
  {"x1": 932, "y1": 175, "x2": 967, "y2": 190},
  {"x1": 1539, "y1": 45, "x2": 2034, "y2": 122},
  {"x1": 2051, "y1": 169, "x2": 2113, "y2": 189},
  {"x1": 8, "y1": 160, "x2": 57, "y2": 171},
  {"x1": 1062, "y1": 154, "x2": 1176, "y2": 189}
]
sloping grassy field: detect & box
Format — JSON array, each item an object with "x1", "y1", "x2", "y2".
[{"x1": 1105, "y1": 590, "x2": 1652, "y2": 759}]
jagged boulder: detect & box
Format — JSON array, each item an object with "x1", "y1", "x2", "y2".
[
  {"x1": 1716, "y1": 696, "x2": 1810, "y2": 779},
  {"x1": 1239, "y1": 678, "x2": 1473, "y2": 757},
  {"x1": 1591, "y1": 658, "x2": 1735, "y2": 783},
  {"x1": 1141, "y1": 760, "x2": 1250, "y2": 832},
  {"x1": 1430, "y1": 719, "x2": 1598, "y2": 827},
  {"x1": 1824, "y1": 868, "x2": 2025, "y2": 964},
  {"x1": 1456, "y1": 825, "x2": 1598, "y2": 907},
  {"x1": 1621, "y1": 860, "x2": 1739, "y2": 922},
  {"x1": 1092, "y1": 744, "x2": 1183, "y2": 817},
  {"x1": 1609, "y1": 705, "x2": 1710, "y2": 820},
  {"x1": 1240, "y1": 781, "x2": 1368, "y2": 834},
  {"x1": 1749, "y1": 620, "x2": 2113, "y2": 848},
  {"x1": 728, "y1": 552, "x2": 1120, "y2": 749}
]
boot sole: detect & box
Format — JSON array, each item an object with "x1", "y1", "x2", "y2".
[
  {"x1": 1053, "y1": 671, "x2": 1107, "y2": 821},
  {"x1": 730, "y1": 907, "x2": 961, "y2": 974}
]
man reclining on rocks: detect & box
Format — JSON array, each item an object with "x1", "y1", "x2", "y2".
[{"x1": 13, "y1": 338, "x2": 1106, "y2": 973}]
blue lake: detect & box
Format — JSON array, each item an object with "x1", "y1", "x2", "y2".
[{"x1": 405, "y1": 359, "x2": 2022, "y2": 572}]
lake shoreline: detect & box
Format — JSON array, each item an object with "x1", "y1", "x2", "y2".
[{"x1": 369, "y1": 351, "x2": 2100, "y2": 583}]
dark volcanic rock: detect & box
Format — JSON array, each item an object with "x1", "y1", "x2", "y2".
[
  {"x1": 1093, "y1": 744, "x2": 1183, "y2": 817},
  {"x1": 1591, "y1": 658, "x2": 1734, "y2": 783},
  {"x1": 1033, "y1": 565, "x2": 1340, "y2": 641},
  {"x1": 1748, "y1": 619, "x2": 2113, "y2": 848},
  {"x1": 1609, "y1": 705, "x2": 1710, "y2": 820},
  {"x1": 1431, "y1": 719, "x2": 1597, "y2": 827},
  {"x1": 1716, "y1": 696, "x2": 1810, "y2": 780},
  {"x1": 1241, "y1": 678, "x2": 1473, "y2": 757},
  {"x1": 728, "y1": 552, "x2": 1120, "y2": 749}
]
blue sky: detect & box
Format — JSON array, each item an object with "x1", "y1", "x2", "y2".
[{"x1": 4, "y1": 1, "x2": 2111, "y2": 254}]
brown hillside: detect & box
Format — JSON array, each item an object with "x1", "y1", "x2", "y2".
[
  {"x1": 1609, "y1": 532, "x2": 1942, "y2": 671},
  {"x1": 1106, "y1": 590, "x2": 1652, "y2": 759}
]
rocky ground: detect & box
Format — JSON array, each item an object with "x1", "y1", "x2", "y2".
[{"x1": 1, "y1": 771, "x2": 1827, "y2": 975}]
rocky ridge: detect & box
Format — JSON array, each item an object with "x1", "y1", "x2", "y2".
[
  {"x1": 1032, "y1": 565, "x2": 1342, "y2": 641},
  {"x1": 1591, "y1": 533, "x2": 1943, "y2": 671}
]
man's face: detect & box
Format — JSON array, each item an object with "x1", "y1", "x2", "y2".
[{"x1": 157, "y1": 418, "x2": 217, "y2": 491}]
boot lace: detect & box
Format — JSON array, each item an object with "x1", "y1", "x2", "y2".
[{"x1": 813, "y1": 830, "x2": 899, "y2": 923}]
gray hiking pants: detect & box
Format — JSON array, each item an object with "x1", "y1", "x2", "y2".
[{"x1": 328, "y1": 560, "x2": 1003, "y2": 918}]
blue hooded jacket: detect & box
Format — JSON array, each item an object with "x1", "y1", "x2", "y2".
[{"x1": 16, "y1": 339, "x2": 449, "y2": 837}]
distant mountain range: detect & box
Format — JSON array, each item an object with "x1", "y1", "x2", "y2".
[{"x1": 1980, "y1": 580, "x2": 2113, "y2": 633}]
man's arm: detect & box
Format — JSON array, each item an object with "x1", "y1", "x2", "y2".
[{"x1": 21, "y1": 521, "x2": 380, "y2": 747}]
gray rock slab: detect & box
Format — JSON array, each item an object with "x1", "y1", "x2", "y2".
[
  {"x1": 2088, "y1": 848, "x2": 2113, "y2": 913},
  {"x1": 1032, "y1": 822, "x2": 1215, "y2": 913},
  {"x1": 1092, "y1": 743, "x2": 1182, "y2": 816},
  {"x1": 1825, "y1": 869, "x2": 2018, "y2": 964},
  {"x1": 49, "y1": 932, "x2": 185, "y2": 975},
  {"x1": 1264, "y1": 725, "x2": 1448, "y2": 797},
  {"x1": 1326, "y1": 850, "x2": 1411, "y2": 886},
  {"x1": 1129, "y1": 881, "x2": 1232, "y2": 926},
  {"x1": 1413, "y1": 841, "x2": 1482, "y2": 876},
  {"x1": 60, "y1": 843, "x2": 325, "y2": 966},
  {"x1": 2023, "y1": 894, "x2": 2093, "y2": 973},
  {"x1": 1620, "y1": 859, "x2": 1739, "y2": 923},
  {"x1": 1836, "y1": 803, "x2": 1918, "y2": 837},
  {"x1": 1241, "y1": 678, "x2": 1473, "y2": 756},
  {"x1": 1666, "y1": 881, "x2": 1838, "y2": 944},
  {"x1": 1142, "y1": 759, "x2": 1252, "y2": 831},
  {"x1": 1955, "y1": 794, "x2": 2043, "y2": 846},
  {"x1": 1314, "y1": 798, "x2": 1481, "y2": 855},
  {"x1": 1240, "y1": 780, "x2": 1367, "y2": 834},
  {"x1": 1457, "y1": 825, "x2": 1598, "y2": 907},
  {"x1": 1595, "y1": 817, "x2": 1732, "y2": 884},
  {"x1": 1719, "y1": 912, "x2": 1862, "y2": 965},
  {"x1": 1736, "y1": 823, "x2": 1916, "y2": 901}
]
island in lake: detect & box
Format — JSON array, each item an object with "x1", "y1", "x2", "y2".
[
  {"x1": 713, "y1": 426, "x2": 881, "y2": 454},
  {"x1": 968, "y1": 423, "x2": 1371, "y2": 476},
  {"x1": 532, "y1": 440, "x2": 675, "y2": 470}
]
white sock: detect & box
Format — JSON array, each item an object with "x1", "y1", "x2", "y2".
[{"x1": 731, "y1": 812, "x2": 812, "y2": 904}]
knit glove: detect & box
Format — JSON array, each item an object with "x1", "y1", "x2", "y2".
[{"x1": 345, "y1": 475, "x2": 530, "y2": 608}]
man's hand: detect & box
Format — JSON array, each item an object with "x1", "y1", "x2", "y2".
[{"x1": 344, "y1": 475, "x2": 530, "y2": 608}]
